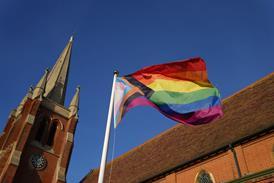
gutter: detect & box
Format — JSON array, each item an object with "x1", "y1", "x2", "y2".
[
  {"x1": 225, "y1": 167, "x2": 274, "y2": 183},
  {"x1": 229, "y1": 144, "x2": 242, "y2": 178}
]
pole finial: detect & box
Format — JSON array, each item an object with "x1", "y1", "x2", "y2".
[{"x1": 114, "y1": 70, "x2": 119, "y2": 76}]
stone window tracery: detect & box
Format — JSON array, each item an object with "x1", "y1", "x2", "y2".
[
  {"x1": 34, "y1": 115, "x2": 61, "y2": 148},
  {"x1": 195, "y1": 170, "x2": 215, "y2": 183}
]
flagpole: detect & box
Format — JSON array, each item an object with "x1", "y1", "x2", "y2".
[{"x1": 98, "y1": 70, "x2": 119, "y2": 183}]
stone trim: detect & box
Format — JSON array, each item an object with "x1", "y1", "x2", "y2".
[
  {"x1": 26, "y1": 114, "x2": 35, "y2": 125},
  {"x1": 67, "y1": 132, "x2": 73, "y2": 143},
  {"x1": 8, "y1": 109, "x2": 17, "y2": 118},
  {"x1": 226, "y1": 167, "x2": 274, "y2": 183},
  {"x1": 10, "y1": 150, "x2": 22, "y2": 166},
  {"x1": 30, "y1": 141, "x2": 55, "y2": 155},
  {"x1": 58, "y1": 167, "x2": 66, "y2": 182},
  {"x1": 42, "y1": 100, "x2": 69, "y2": 118}
]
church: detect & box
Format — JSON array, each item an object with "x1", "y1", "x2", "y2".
[
  {"x1": 0, "y1": 38, "x2": 273, "y2": 183},
  {"x1": 0, "y1": 37, "x2": 79, "y2": 182}
]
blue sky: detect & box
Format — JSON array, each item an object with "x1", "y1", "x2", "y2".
[{"x1": 0, "y1": 0, "x2": 273, "y2": 182}]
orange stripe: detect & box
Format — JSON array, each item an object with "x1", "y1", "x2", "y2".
[{"x1": 132, "y1": 71, "x2": 209, "y2": 86}]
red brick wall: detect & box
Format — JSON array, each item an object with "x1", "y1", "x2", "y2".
[
  {"x1": 0, "y1": 98, "x2": 78, "y2": 183},
  {"x1": 12, "y1": 106, "x2": 71, "y2": 182},
  {"x1": 152, "y1": 132, "x2": 274, "y2": 183},
  {"x1": 13, "y1": 146, "x2": 59, "y2": 183},
  {"x1": 237, "y1": 134, "x2": 274, "y2": 175},
  {"x1": 175, "y1": 151, "x2": 237, "y2": 182}
]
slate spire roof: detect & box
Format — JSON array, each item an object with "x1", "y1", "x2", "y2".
[
  {"x1": 43, "y1": 36, "x2": 73, "y2": 105},
  {"x1": 29, "y1": 36, "x2": 74, "y2": 106}
]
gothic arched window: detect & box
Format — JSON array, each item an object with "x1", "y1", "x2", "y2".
[
  {"x1": 195, "y1": 170, "x2": 215, "y2": 183},
  {"x1": 46, "y1": 120, "x2": 58, "y2": 147},
  {"x1": 35, "y1": 117, "x2": 48, "y2": 143}
]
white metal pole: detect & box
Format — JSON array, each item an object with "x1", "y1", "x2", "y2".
[{"x1": 98, "y1": 71, "x2": 118, "y2": 183}]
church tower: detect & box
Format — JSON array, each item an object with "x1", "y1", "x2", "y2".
[{"x1": 0, "y1": 37, "x2": 79, "y2": 183}]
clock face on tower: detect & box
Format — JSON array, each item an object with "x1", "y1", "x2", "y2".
[{"x1": 30, "y1": 154, "x2": 47, "y2": 170}]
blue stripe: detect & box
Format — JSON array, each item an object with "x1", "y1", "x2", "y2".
[{"x1": 157, "y1": 96, "x2": 221, "y2": 114}]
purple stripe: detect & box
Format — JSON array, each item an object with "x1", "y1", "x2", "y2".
[{"x1": 124, "y1": 96, "x2": 223, "y2": 125}]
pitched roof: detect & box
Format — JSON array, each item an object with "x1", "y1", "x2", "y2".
[{"x1": 82, "y1": 72, "x2": 274, "y2": 183}]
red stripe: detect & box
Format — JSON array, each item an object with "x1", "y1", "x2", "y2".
[
  {"x1": 130, "y1": 57, "x2": 206, "y2": 78},
  {"x1": 131, "y1": 71, "x2": 210, "y2": 86}
]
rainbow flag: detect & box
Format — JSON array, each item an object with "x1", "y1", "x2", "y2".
[{"x1": 114, "y1": 57, "x2": 223, "y2": 128}]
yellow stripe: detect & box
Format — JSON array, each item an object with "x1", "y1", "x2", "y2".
[{"x1": 147, "y1": 79, "x2": 212, "y2": 93}]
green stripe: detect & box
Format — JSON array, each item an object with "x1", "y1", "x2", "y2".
[{"x1": 149, "y1": 88, "x2": 220, "y2": 105}]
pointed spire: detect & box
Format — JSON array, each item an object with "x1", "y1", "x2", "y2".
[
  {"x1": 28, "y1": 86, "x2": 34, "y2": 98},
  {"x1": 69, "y1": 35, "x2": 73, "y2": 42},
  {"x1": 32, "y1": 69, "x2": 49, "y2": 100},
  {"x1": 15, "y1": 86, "x2": 34, "y2": 117},
  {"x1": 44, "y1": 36, "x2": 73, "y2": 105},
  {"x1": 69, "y1": 86, "x2": 80, "y2": 118},
  {"x1": 15, "y1": 95, "x2": 28, "y2": 117}
]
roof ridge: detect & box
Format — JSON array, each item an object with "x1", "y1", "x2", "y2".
[{"x1": 223, "y1": 72, "x2": 274, "y2": 104}]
